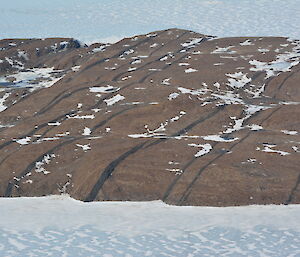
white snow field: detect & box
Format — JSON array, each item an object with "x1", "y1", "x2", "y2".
[
  {"x1": 0, "y1": 0, "x2": 300, "y2": 43},
  {"x1": 0, "y1": 195, "x2": 300, "y2": 256}
]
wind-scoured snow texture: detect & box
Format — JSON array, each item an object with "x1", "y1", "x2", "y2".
[
  {"x1": 1, "y1": 0, "x2": 300, "y2": 43},
  {"x1": 0, "y1": 195, "x2": 300, "y2": 256}
]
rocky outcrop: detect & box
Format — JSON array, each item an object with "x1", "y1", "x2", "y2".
[{"x1": 0, "y1": 29, "x2": 299, "y2": 206}]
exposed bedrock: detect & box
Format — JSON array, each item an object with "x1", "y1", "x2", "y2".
[{"x1": 0, "y1": 28, "x2": 299, "y2": 206}]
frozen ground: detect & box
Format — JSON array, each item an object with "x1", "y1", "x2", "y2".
[
  {"x1": 0, "y1": 195, "x2": 300, "y2": 256},
  {"x1": 0, "y1": 0, "x2": 300, "y2": 43}
]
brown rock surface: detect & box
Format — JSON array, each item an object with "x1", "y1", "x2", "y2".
[{"x1": 0, "y1": 29, "x2": 299, "y2": 206}]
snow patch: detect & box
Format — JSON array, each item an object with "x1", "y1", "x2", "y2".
[
  {"x1": 82, "y1": 127, "x2": 91, "y2": 136},
  {"x1": 104, "y1": 94, "x2": 125, "y2": 106},
  {"x1": 184, "y1": 68, "x2": 198, "y2": 73},
  {"x1": 202, "y1": 135, "x2": 239, "y2": 142},
  {"x1": 35, "y1": 154, "x2": 55, "y2": 175},
  {"x1": 76, "y1": 144, "x2": 91, "y2": 152},
  {"x1": 0, "y1": 92, "x2": 11, "y2": 112},
  {"x1": 257, "y1": 144, "x2": 290, "y2": 156},
  {"x1": 89, "y1": 85, "x2": 119, "y2": 93},
  {"x1": 188, "y1": 143, "x2": 212, "y2": 157}
]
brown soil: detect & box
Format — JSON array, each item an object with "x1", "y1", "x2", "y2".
[{"x1": 0, "y1": 28, "x2": 299, "y2": 206}]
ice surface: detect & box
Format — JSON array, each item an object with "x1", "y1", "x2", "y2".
[
  {"x1": 1, "y1": 0, "x2": 300, "y2": 43},
  {"x1": 0, "y1": 195, "x2": 300, "y2": 256}
]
